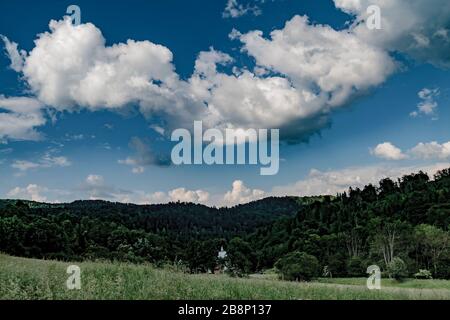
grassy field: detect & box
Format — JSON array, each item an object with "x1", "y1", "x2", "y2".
[{"x1": 1, "y1": 254, "x2": 449, "y2": 300}]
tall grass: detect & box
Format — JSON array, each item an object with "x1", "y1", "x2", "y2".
[{"x1": 1, "y1": 254, "x2": 449, "y2": 300}]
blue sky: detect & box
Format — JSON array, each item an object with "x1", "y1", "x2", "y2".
[{"x1": 1, "y1": 0, "x2": 450, "y2": 206}]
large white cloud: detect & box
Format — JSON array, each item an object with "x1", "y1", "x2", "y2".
[
  {"x1": 22, "y1": 18, "x2": 183, "y2": 110},
  {"x1": 334, "y1": 0, "x2": 450, "y2": 67},
  {"x1": 194, "y1": 49, "x2": 324, "y2": 133},
  {"x1": 237, "y1": 15, "x2": 396, "y2": 107},
  {"x1": 0, "y1": 15, "x2": 396, "y2": 143},
  {"x1": 2, "y1": 3, "x2": 450, "y2": 144},
  {"x1": 189, "y1": 13, "x2": 397, "y2": 141},
  {"x1": 227, "y1": 15, "x2": 395, "y2": 140}
]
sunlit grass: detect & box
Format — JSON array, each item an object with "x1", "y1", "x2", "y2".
[
  {"x1": 316, "y1": 277, "x2": 450, "y2": 290},
  {"x1": 1, "y1": 254, "x2": 449, "y2": 300}
]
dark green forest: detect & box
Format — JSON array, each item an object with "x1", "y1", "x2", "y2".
[{"x1": 1, "y1": 168, "x2": 450, "y2": 280}]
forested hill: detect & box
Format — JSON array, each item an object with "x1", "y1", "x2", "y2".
[
  {"x1": 0, "y1": 196, "x2": 303, "y2": 238},
  {"x1": 1, "y1": 168, "x2": 449, "y2": 278},
  {"x1": 246, "y1": 168, "x2": 450, "y2": 279},
  {"x1": 0, "y1": 196, "x2": 305, "y2": 269}
]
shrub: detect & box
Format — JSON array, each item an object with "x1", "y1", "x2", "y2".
[
  {"x1": 275, "y1": 251, "x2": 320, "y2": 281},
  {"x1": 226, "y1": 238, "x2": 255, "y2": 277},
  {"x1": 387, "y1": 257, "x2": 408, "y2": 280},
  {"x1": 414, "y1": 269, "x2": 433, "y2": 280}
]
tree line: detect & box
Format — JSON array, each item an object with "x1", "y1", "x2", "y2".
[
  {"x1": 0, "y1": 197, "x2": 301, "y2": 272},
  {"x1": 241, "y1": 169, "x2": 450, "y2": 280},
  {"x1": 0, "y1": 168, "x2": 449, "y2": 280}
]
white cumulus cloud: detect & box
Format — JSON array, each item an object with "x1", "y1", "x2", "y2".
[
  {"x1": 371, "y1": 142, "x2": 407, "y2": 160},
  {"x1": 7, "y1": 184, "x2": 48, "y2": 202},
  {"x1": 3, "y1": 3, "x2": 450, "y2": 143},
  {"x1": 168, "y1": 188, "x2": 210, "y2": 204},
  {"x1": 0, "y1": 15, "x2": 397, "y2": 143},
  {"x1": 223, "y1": 180, "x2": 265, "y2": 207},
  {"x1": 410, "y1": 141, "x2": 450, "y2": 160},
  {"x1": 333, "y1": 0, "x2": 450, "y2": 67}
]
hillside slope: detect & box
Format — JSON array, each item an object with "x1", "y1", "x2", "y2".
[{"x1": 1, "y1": 254, "x2": 449, "y2": 300}]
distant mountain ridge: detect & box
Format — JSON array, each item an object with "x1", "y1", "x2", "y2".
[
  {"x1": 0, "y1": 195, "x2": 330, "y2": 210},
  {"x1": 0, "y1": 196, "x2": 313, "y2": 239}
]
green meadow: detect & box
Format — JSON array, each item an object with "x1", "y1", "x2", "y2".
[{"x1": 1, "y1": 254, "x2": 449, "y2": 300}]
